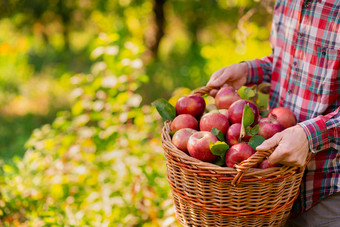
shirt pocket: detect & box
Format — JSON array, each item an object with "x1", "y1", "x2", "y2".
[{"x1": 304, "y1": 46, "x2": 340, "y2": 95}]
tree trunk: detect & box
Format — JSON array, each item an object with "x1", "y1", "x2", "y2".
[{"x1": 150, "y1": 0, "x2": 166, "y2": 59}]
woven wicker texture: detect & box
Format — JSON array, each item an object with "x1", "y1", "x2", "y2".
[{"x1": 161, "y1": 86, "x2": 311, "y2": 227}]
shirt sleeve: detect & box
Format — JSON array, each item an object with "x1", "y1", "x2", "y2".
[
  {"x1": 298, "y1": 107, "x2": 340, "y2": 153},
  {"x1": 244, "y1": 55, "x2": 274, "y2": 85}
]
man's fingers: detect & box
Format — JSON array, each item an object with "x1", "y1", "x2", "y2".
[
  {"x1": 267, "y1": 146, "x2": 284, "y2": 165},
  {"x1": 256, "y1": 133, "x2": 281, "y2": 151},
  {"x1": 209, "y1": 77, "x2": 225, "y2": 87},
  {"x1": 207, "y1": 68, "x2": 228, "y2": 87}
]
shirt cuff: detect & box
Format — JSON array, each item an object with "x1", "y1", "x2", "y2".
[
  {"x1": 244, "y1": 60, "x2": 264, "y2": 85},
  {"x1": 298, "y1": 116, "x2": 329, "y2": 153}
]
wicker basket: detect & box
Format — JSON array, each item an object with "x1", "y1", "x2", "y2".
[{"x1": 161, "y1": 86, "x2": 311, "y2": 227}]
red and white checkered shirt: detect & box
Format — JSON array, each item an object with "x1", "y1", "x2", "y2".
[{"x1": 245, "y1": 0, "x2": 339, "y2": 215}]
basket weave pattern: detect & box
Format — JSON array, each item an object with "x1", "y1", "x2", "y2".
[{"x1": 161, "y1": 86, "x2": 310, "y2": 227}]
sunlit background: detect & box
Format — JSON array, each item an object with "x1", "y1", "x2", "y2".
[{"x1": 0, "y1": 0, "x2": 272, "y2": 226}]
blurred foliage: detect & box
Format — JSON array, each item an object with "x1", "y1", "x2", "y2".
[
  {"x1": 0, "y1": 33, "x2": 175, "y2": 226},
  {"x1": 0, "y1": 0, "x2": 273, "y2": 226},
  {"x1": 141, "y1": 0, "x2": 273, "y2": 103}
]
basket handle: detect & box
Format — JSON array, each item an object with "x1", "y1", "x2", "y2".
[
  {"x1": 232, "y1": 148, "x2": 313, "y2": 186},
  {"x1": 192, "y1": 85, "x2": 215, "y2": 96},
  {"x1": 231, "y1": 148, "x2": 275, "y2": 186}
]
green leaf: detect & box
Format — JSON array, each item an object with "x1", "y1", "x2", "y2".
[
  {"x1": 240, "y1": 104, "x2": 255, "y2": 139},
  {"x1": 242, "y1": 104, "x2": 255, "y2": 129},
  {"x1": 213, "y1": 156, "x2": 226, "y2": 166},
  {"x1": 248, "y1": 135, "x2": 265, "y2": 150},
  {"x1": 247, "y1": 124, "x2": 259, "y2": 137},
  {"x1": 211, "y1": 127, "x2": 226, "y2": 142},
  {"x1": 151, "y1": 98, "x2": 176, "y2": 121},
  {"x1": 238, "y1": 86, "x2": 256, "y2": 100},
  {"x1": 256, "y1": 92, "x2": 269, "y2": 110},
  {"x1": 244, "y1": 86, "x2": 256, "y2": 99},
  {"x1": 211, "y1": 141, "x2": 229, "y2": 166},
  {"x1": 260, "y1": 110, "x2": 270, "y2": 118},
  {"x1": 210, "y1": 141, "x2": 229, "y2": 156},
  {"x1": 170, "y1": 129, "x2": 179, "y2": 137}
]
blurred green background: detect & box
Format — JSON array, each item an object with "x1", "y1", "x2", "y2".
[{"x1": 0, "y1": 0, "x2": 272, "y2": 226}]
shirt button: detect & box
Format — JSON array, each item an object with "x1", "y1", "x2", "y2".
[
  {"x1": 293, "y1": 61, "x2": 297, "y2": 66},
  {"x1": 288, "y1": 90, "x2": 292, "y2": 94},
  {"x1": 299, "y1": 33, "x2": 304, "y2": 37},
  {"x1": 322, "y1": 51, "x2": 326, "y2": 56}
]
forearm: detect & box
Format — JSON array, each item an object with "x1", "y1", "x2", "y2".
[{"x1": 298, "y1": 107, "x2": 340, "y2": 153}]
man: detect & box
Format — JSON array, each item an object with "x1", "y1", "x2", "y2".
[{"x1": 207, "y1": 1, "x2": 339, "y2": 226}]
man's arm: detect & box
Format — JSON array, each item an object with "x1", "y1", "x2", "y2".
[
  {"x1": 244, "y1": 54, "x2": 273, "y2": 85},
  {"x1": 299, "y1": 107, "x2": 340, "y2": 153}
]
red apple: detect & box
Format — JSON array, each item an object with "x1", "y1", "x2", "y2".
[
  {"x1": 215, "y1": 86, "x2": 241, "y2": 109},
  {"x1": 171, "y1": 114, "x2": 198, "y2": 131},
  {"x1": 225, "y1": 142, "x2": 256, "y2": 168},
  {"x1": 268, "y1": 107, "x2": 297, "y2": 129},
  {"x1": 172, "y1": 128, "x2": 197, "y2": 153},
  {"x1": 228, "y1": 100, "x2": 259, "y2": 126},
  {"x1": 226, "y1": 123, "x2": 251, "y2": 145},
  {"x1": 200, "y1": 112, "x2": 229, "y2": 135},
  {"x1": 187, "y1": 131, "x2": 219, "y2": 162},
  {"x1": 258, "y1": 159, "x2": 280, "y2": 169},
  {"x1": 258, "y1": 118, "x2": 284, "y2": 139},
  {"x1": 175, "y1": 95, "x2": 206, "y2": 118}
]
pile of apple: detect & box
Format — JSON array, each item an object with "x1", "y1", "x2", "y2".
[{"x1": 157, "y1": 86, "x2": 297, "y2": 169}]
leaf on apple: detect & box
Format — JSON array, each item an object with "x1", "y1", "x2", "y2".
[
  {"x1": 212, "y1": 156, "x2": 226, "y2": 166},
  {"x1": 210, "y1": 141, "x2": 229, "y2": 156},
  {"x1": 256, "y1": 92, "x2": 269, "y2": 110},
  {"x1": 238, "y1": 85, "x2": 256, "y2": 100},
  {"x1": 210, "y1": 141, "x2": 229, "y2": 166},
  {"x1": 247, "y1": 124, "x2": 259, "y2": 137},
  {"x1": 240, "y1": 104, "x2": 255, "y2": 140},
  {"x1": 152, "y1": 98, "x2": 176, "y2": 121},
  {"x1": 242, "y1": 104, "x2": 255, "y2": 128},
  {"x1": 211, "y1": 127, "x2": 226, "y2": 142},
  {"x1": 248, "y1": 135, "x2": 265, "y2": 150},
  {"x1": 169, "y1": 129, "x2": 179, "y2": 138},
  {"x1": 244, "y1": 86, "x2": 256, "y2": 100},
  {"x1": 260, "y1": 109, "x2": 270, "y2": 118}
]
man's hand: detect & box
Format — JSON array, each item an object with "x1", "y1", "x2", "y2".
[
  {"x1": 256, "y1": 125, "x2": 309, "y2": 167},
  {"x1": 207, "y1": 62, "x2": 248, "y2": 97}
]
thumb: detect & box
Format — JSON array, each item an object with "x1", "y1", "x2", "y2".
[{"x1": 256, "y1": 133, "x2": 281, "y2": 152}]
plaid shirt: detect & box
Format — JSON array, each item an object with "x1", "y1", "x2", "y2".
[{"x1": 245, "y1": 0, "x2": 340, "y2": 215}]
